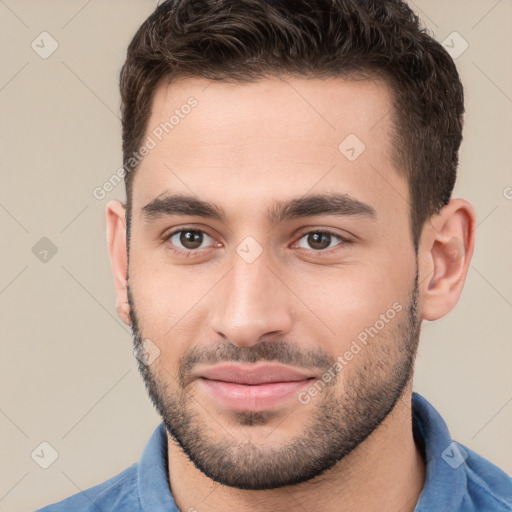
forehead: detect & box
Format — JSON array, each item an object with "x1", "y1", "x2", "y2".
[{"x1": 131, "y1": 75, "x2": 406, "y2": 221}]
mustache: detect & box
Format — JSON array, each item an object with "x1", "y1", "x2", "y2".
[{"x1": 177, "y1": 340, "x2": 335, "y2": 387}]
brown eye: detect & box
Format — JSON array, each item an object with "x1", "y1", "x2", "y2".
[
  {"x1": 296, "y1": 231, "x2": 345, "y2": 251},
  {"x1": 167, "y1": 229, "x2": 213, "y2": 251}
]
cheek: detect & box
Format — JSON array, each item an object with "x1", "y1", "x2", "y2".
[
  {"x1": 128, "y1": 249, "x2": 217, "y2": 360},
  {"x1": 130, "y1": 278, "x2": 194, "y2": 380},
  {"x1": 295, "y1": 262, "x2": 412, "y2": 354},
  {"x1": 128, "y1": 257, "x2": 182, "y2": 338}
]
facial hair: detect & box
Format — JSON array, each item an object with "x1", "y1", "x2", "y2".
[{"x1": 128, "y1": 271, "x2": 422, "y2": 490}]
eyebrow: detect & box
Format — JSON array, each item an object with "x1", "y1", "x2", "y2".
[{"x1": 141, "y1": 192, "x2": 377, "y2": 223}]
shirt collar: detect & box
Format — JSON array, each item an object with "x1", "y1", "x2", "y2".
[
  {"x1": 137, "y1": 422, "x2": 179, "y2": 511},
  {"x1": 412, "y1": 392, "x2": 466, "y2": 511}
]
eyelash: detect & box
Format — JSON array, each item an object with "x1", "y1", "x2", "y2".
[{"x1": 162, "y1": 227, "x2": 350, "y2": 257}]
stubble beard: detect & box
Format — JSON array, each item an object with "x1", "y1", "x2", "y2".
[{"x1": 128, "y1": 272, "x2": 421, "y2": 490}]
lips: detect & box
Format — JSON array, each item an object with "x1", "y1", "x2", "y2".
[
  {"x1": 198, "y1": 363, "x2": 314, "y2": 384},
  {"x1": 194, "y1": 363, "x2": 315, "y2": 411}
]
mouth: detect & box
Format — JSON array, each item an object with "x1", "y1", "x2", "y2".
[{"x1": 194, "y1": 363, "x2": 316, "y2": 411}]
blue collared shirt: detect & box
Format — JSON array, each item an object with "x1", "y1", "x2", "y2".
[{"x1": 35, "y1": 393, "x2": 512, "y2": 511}]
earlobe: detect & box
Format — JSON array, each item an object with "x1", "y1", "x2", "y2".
[
  {"x1": 420, "y1": 198, "x2": 476, "y2": 321},
  {"x1": 106, "y1": 200, "x2": 131, "y2": 326}
]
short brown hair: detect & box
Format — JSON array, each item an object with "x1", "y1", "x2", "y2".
[{"x1": 119, "y1": 0, "x2": 464, "y2": 248}]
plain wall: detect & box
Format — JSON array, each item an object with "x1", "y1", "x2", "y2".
[{"x1": 0, "y1": 1, "x2": 511, "y2": 510}]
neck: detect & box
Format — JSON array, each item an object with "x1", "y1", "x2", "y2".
[{"x1": 167, "y1": 384, "x2": 425, "y2": 512}]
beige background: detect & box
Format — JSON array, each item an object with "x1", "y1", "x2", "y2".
[{"x1": 0, "y1": 1, "x2": 511, "y2": 510}]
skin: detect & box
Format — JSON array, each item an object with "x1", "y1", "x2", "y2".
[{"x1": 106, "y1": 75, "x2": 476, "y2": 511}]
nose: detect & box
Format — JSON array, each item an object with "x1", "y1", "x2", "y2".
[{"x1": 209, "y1": 250, "x2": 294, "y2": 347}]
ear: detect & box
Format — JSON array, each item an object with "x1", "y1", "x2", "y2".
[
  {"x1": 106, "y1": 200, "x2": 131, "y2": 326},
  {"x1": 418, "y1": 198, "x2": 476, "y2": 321}
]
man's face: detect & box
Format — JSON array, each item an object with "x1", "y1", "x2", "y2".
[{"x1": 126, "y1": 76, "x2": 422, "y2": 489}]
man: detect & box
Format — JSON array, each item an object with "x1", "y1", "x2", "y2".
[{"x1": 36, "y1": 0, "x2": 512, "y2": 510}]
